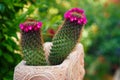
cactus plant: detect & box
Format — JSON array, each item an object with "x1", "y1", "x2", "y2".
[
  {"x1": 49, "y1": 8, "x2": 87, "y2": 65},
  {"x1": 19, "y1": 18, "x2": 47, "y2": 66}
]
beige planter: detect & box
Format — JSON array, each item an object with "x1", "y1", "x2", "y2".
[{"x1": 14, "y1": 42, "x2": 85, "y2": 80}]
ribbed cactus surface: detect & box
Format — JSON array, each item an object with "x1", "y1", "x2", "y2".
[
  {"x1": 20, "y1": 18, "x2": 47, "y2": 65},
  {"x1": 49, "y1": 8, "x2": 87, "y2": 65}
]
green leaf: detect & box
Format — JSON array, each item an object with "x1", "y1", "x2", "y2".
[
  {"x1": 3, "y1": 53, "x2": 14, "y2": 63},
  {"x1": 6, "y1": 45, "x2": 13, "y2": 52}
]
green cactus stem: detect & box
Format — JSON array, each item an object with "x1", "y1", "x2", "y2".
[
  {"x1": 49, "y1": 8, "x2": 87, "y2": 65},
  {"x1": 20, "y1": 18, "x2": 47, "y2": 65}
]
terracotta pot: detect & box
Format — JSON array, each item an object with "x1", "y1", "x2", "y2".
[{"x1": 14, "y1": 42, "x2": 85, "y2": 80}]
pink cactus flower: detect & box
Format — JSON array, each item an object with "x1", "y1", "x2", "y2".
[
  {"x1": 19, "y1": 19, "x2": 42, "y2": 32},
  {"x1": 64, "y1": 8, "x2": 87, "y2": 25}
]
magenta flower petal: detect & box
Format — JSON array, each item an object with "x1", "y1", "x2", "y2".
[
  {"x1": 37, "y1": 22, "x2": 42, "y2": 26},
  {"x1": 80, "y1": 19, "x2": 83, "y2": 22},
  {"x1": 37, "y1": 22, "x2": 42, "y2": 28},
  {"x1": 28, "y1": 26, "x2": 32, "y2": 30},
  {"x1": 34, "y1": 27, "x2": 38, "y2": 31},
  {"x1": 78, "y1": 20, "x2": 81, "y2": 24},
  {"x1": 19, "y1": 24, "x2": 24, "y2": 30},
  {"x1": 70, "y1": 18, "x2": 74, "y2": 22},
  {"x1": 74, "y1": 17, "x2": 77, "y2": 20},
  {"x1": 37, "y1": 25, "x2": 40, "y2": 28},
  {"x1": 64, "y1": 8, "x2": 87, "y2": 25},
  {"x1": 25, "y1": 28, "x2": 28, "y2": 32}
]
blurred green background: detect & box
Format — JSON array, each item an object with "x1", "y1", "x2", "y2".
[{"x1": 0, "y1": 0, "x2": 120, "y2": 80}]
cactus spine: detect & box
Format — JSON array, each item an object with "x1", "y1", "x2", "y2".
[
  {"x1": 20, "y1": 18, "x2": 47, "y2": 66},
  {"x1": 49, "y1": 8, "x2": 87, "y2": 65}
]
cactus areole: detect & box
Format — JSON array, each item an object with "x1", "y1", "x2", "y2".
[
  {"x1": 49, "y1": 8, "x2": 87, "y2": 65},
  {"x1": 19, "y1": 18, "x2": 47, "y2": 66}
]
